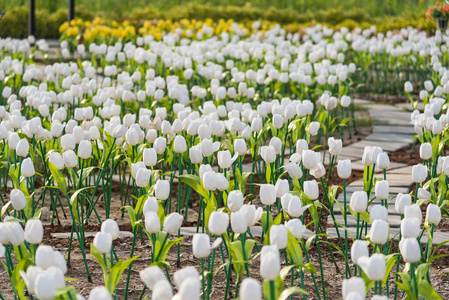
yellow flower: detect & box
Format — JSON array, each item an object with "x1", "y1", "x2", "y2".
[{"x1": 59, "y1": 22, "x2": 69, "y2": 33}]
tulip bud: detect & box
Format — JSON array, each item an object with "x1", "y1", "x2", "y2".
[
  {"x1": 307, "y1": 121, "x2": 320, "y2": 136},
  {"x1": 135, "y1": 168, "x2": 151, "y2": 188},
  {"x1": 260, "y1": 146, "x2": 276, "y2": 164},
  {"x1": 234, "y1": 139, "x2": 247, "y2": 155},
  {"x1": 240, "y1": 204, "x2": 262, "y2": 227},
  {"x1": 310, "y1": 162, "x2": 326, "y2": 178},
  {"x1": 260, "y1": 245, "x2": 280, "y2": 280},
  {"x1": 203, "y1": 171, "x2": 217, "y2": 191},
  {"x1": 404, "y1": 204, "x2": 422, "y2": 223},
  {"x1": 358, "y1": 253, "x2": 386, "y2": 281},
  {"x1": 227, "y1": 190, "x2": 244, "y2": 212},
  {"x1": 240, "y1": 278, "x2": 262, "y2": 300},
  {"x1": 374, "y1": 180, "x2": 389, "y2": 200},
  {"x1": 101, "y1": 219, "x2": 120, "y2": 240},
  {"x1": 174, "y1": 266, "x2": 199, "y2": 287},
  {"x1": 49, "y1": 152, "x2": 64, "y2": 170},
  {"x1": 351, "y1": 240, "x2": 369, "y2": 265},
  {"x1": 61, "y1": 134, "x2": 76, "y2": 151},
  {"x1": 152, "y1": 280, "x2": 173, "y2": 300},
  {"x1": 163, "y1": 213, "x2": 183, "y2": 234},
  {"x1": 287, "y1": 196, "x2": 306, "y2": 218},
  {"x1": 285, "y1": 164, "x2": 302, "y2": 181},
  {"x1": 395, "y1": 193, "x2": 411, "y2": 214},
  {"x1": 412, "y1": 164, "x2": 427, "y2": 183},
  {"x1": 174, "y1": 135, "x2": 187, "y2": 153},
  {"x1": 342, "y1": 277, "x2": 365, "y2": 299},
  {"x1": 16, "y1": 139, "x2": 29, "y2": 157},
  {"x1": 369, "y1": 205, "x2": 388, "y2": 222},
  {"x1": 376, "y1": 152, "x2": 390, "y2": 170},
  {"x1": 145, "y1": 212, "x2": 161, "y2": 233},
  {"x1": 208, "y1": 211, "x2": 229, "y2": 235},
  {"x1": 337, "y1": 159, "x2": 352, "y2": 179},
  {"x1": 401, "y1": 217, "x2": 420, "y2": 239},
  {"x1": 328, "y1": 137, "x2": 342, "y2": 156},
  {"x1": 189, "y1": 146, "x2": 203, "y2": 165},
  {"x1": 260, "y1": 184, "x2": 276, "y2": 205},
  {"x1": 419, "y1": 143, "x2": 432, "y2": 160},
  {"x1": 218, "y1": 150, "x2": 235, "y2": 169},
  {"x1": 404, "y1": 81, "x2": 413, "y2": 93},
  {"x1": 285, "y1": 219, "x2": 306, "y2": 239},
  {"x1": 178, "y1": 277, "x2": 201, "y2": 300},
  {"x1": 140, "y1": 265, "x2": 166, "y2": 290},
  {"x1": 21, "y1": 157, "x2": 35, "y2": 178},
  {"x1": 155, "y1": 180, "x2": 170, "y2": 200},
  {"x1": 399, "y1": 238, "x2": 421, "y2": 263},
  {"x1": 24, "y1": 219, "x2": 43, "y2": 244},
  {"x1": 304, "y1": 180, "x2": 319, "y2": 200},
  {"x1": 35, "y1": 271, "x2": 56, "y2": 300},
  {"x1": 370, "y1": 219, "x2": 389, "y2": 244},
  {"x1": 153, "y1": 137, "x2": 167, "y2": 154},
  {"x1": 63, "y1": 150, "x2": 78, "y2": 168},
  {"x1": 10, "y1": 189, "x2": 26, "y2": 211},
  {"x1": 215, "y1": 173, "x2": 229, "y2": 191},
  {"x1": 275, "y1": 179, "x2": 289, "y2": 198},
  {"x1": 88, "y1": 286, "x2": 111, "y2": 300},
  {"x1": 143, "y1": 197, "x2": 159, "y2": 215},
  {"x1": 143, "y1": 148, "x2": 157, "y2": 167},
  {"x1": 350, "y1": 191, "x2": 368, "y2": 213},
  {"x1": 295, "y1": 139, "x2": 308, "y2": 154},
  {"x1": 427, "y1": 203, "x2": 441, "y2": 225},
  {"x1": 93, "y1": 232, "x2": 112, "y2": 254},
  {"x1": 302, "y1": 150, "x2": 320, "y2": 169},
  {"x1": 192, "y1": 233, "x2": 211, "y2": 258},
  {"x1": 231, "y1": 211, "x2": 247, "y2": 234},
  {"x1": 78, "y1": 140, "x2": 92, "y2": 159},
  {"x1": 270, "y1": 225, "x2": 288, "y2": 249},
  {"x1": 6, "y1": 221, "x2": 25, "y2": 246}
]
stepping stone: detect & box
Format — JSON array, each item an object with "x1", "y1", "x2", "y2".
[
  {"x1": 365, "y1": 133, "x2": 413, "y2": 144},
  {"x1": 373, "y1": 125, "x2": 415, "y2": 135},
  {"x1": 52, "y1": 231, "x2": 134, "y2": 239},
  {"x1": 338, "y1": 146, "x2": 366, "y2": 159},
  {"x1": 347, "y1": 140, "x2": 410, "y2": 153},
  {"x1": 349, "y1": 159, "x2": 407, "y2": 172},
  {"x1": 327, "y1": 213, "x2": 402, "y2": 228},
  {"x1": 346, "y1": 179, "x2": 412, "y2": 189},
  {"x1": 388, "y1": 166, "x2": 414, "y2": 175},
  {"x1": 179, "y1": 226, "x2": 314, "y2": 239},
  {"x1": 326, "y1": 227, "x2": 449, "y2": 245},
  {"x1": 333, "y1": 202, "x2": 401, "y2": 216}
]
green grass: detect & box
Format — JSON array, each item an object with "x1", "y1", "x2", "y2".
[{"x1": 0, "y1": 0, "x2": 434, "y2": 19}]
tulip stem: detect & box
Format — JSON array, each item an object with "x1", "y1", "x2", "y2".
[
  {"x1": 201, "y1": 257, "x2": 206, "y2": 300},
  {"x1": 356, "y1": 213, "x2": 360, "y2": 240},
  {"x1": 137, "y1": 286, "x2": 146, "y2": 300},
  {"x1": 414, "y1": 183, "x2": 419, "y2": 204},
  {"x1": 240, "y1": 233, "x2": 250, "y2": 277},
  {"x1": 269, "y1": 280, "x2": 276, "y2": 300},
  {"x1": 343, "y1": 178, "x2": 349, "y2": 278},
  {"x1": 315, "y1": 230, "x2": 327, "y2": 300},
  {"x1": 410, "y1": 263, "x2": 418, "y2": 298},
  {"x1": 124, "y1": 226, "x2": 138, "y2": 300}
]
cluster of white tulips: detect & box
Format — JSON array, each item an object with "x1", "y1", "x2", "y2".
[{"x1": 0, "y1": 21, "x2": 447, "y2": 300}]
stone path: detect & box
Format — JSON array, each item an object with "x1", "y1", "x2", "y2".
[{"x1": 325, "y1": 99, "x2": 449, "y2": 244}]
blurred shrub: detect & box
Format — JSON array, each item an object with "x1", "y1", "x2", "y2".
[{"x1": 0, "y1": 4, "x2": 437, "y2": 39}]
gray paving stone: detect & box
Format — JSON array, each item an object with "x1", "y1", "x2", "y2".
[
  {"x1": 52, "y1": 231, "x2": 134, "y2": 239},
  {"x1": 327, "y1": 213, "x2": 402, "y2": 228},
  {"x1": 373, "y1": 125, "x2": 416, "y2": 135},
  {"x1": 326, "y1": 227, "x2": 449, "y2": 245},
  {"x1": 365, "y1": 133, "x2": 413, "y2": 144},
  {"x1": 347, "y1": 140, "x2": 410, "y2": 153}
]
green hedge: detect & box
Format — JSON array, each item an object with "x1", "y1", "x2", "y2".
[{"x1": 0, "y1": 4, "x2": 436, "y2": 39}]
